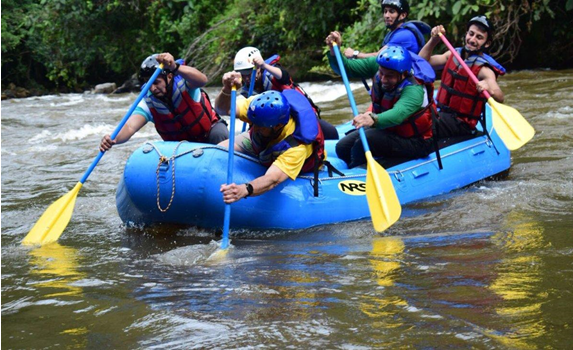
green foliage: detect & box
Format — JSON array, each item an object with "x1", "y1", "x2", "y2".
[
  {"x1": 331, "y1": 0, "x2": 571, "y2": 66},
  {"x1": 1, "y1": 0, "x2": 44, "y2": 87},
  {"x1": 1, "y1": 0, "x2": 572, "y2": 91}
]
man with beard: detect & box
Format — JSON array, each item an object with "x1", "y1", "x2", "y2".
[
  {"x1": 419, "y1": 16, "x2": 506, "y2": 138},
  {"x1": 100, "y1": 53, "x2": 228, "y2": 152}
]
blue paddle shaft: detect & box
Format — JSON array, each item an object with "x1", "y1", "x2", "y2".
[
  {"x1": 222, "y1": 88, "x2": 237, "y2": 249},
  {"x1": 332, "y1": 44, "x2": 371, "y2": 153},
  {"x1": 248, "y1": 68, "x2": 257, "y2": 97},
  {"x1": 80, "y1": 66, "x2": 163, "y2": 184},
  {"x1": 241, "y1": 69, "x2": 258, "y2": 133}
]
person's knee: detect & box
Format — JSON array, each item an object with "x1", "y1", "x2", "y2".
[
  {"x1": 335, "y1": 143, "x2": 348, "y2": 161},
  {"x1": 208, "y1": 124, "x2": 229, "y2": 145},
  {"x1": 349, "y1": 145, "x2": 367, "y2": 168},
  {"x1": 320, "y1": 120, "x2": 339, "y2": 140}
]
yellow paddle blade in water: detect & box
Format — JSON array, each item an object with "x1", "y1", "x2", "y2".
[
  {"x1": 488, "y1": 98, "x2": 535, "y2": 151},
  {"x1": 365, "y1": 152, "x2": 402, "y2": 232},
  {"x1": 22, "y1": 182, "x2": 83, "y2": 246}
]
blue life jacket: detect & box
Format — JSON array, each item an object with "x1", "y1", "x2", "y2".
[
  {"x1": 382, "y1": 20, "x2": 431, "y2": 54},
  {"x1": 250, "y1": 89, "x2": 325, "y2": 173}
]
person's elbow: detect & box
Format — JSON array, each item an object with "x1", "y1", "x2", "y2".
[
  {"x1": 197, "y1": 73, "x2": 208, "y2": 86},
  {"x1": 265, "y1": 165, "x2": 289, "y2": 191},
  {"x1": 491, "y1": 87, "x2": 504, "y2": 103},
  {"x1": 215, "y1": 104, "x2": 229, "y2": 116},
  {"x1": 266, "y1": 174, "x2": 286, "y2": 192}
]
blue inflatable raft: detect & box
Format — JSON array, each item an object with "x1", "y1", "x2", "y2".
[{"x1": 116, "y1": 105, "x2": 511, "y2": 230}]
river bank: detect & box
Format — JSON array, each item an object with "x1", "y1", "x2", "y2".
[{"x1": 1, "y1": 76, "x2": 140, "y2": 100}]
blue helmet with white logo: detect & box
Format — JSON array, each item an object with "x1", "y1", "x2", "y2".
[
  {"x1": 376, "y1": 45, "x2": 412, "y2": 74},
  {"x1": 247, "y1": 91, "x2": 290, "y2": 127}
]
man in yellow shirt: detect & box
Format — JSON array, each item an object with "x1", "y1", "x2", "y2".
[{"x1": 217, "y1": 72, "x2": 325, "y2": 203}]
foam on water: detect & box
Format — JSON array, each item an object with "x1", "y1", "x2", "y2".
[
  {"x1": 545, "y1": 105, "x2": 573, "y2": 119},
  {"x1": 92, "y1": 93, "x2": 134, "y2": 103},
  {"x1": 49, "y1": 94, "x2": 85, "y2": 107},
  {"x1": 155, "y1": 240, "x2": 227, "y2": 266},
  {"x1": 29, "y1": 130, "x2": 54, "y2": 143},
  {"x1": 297, "y1": 81, "x2": 364, "y2": 103},
  {"x1": 27, "y1": 123, "x2": 158, "y2": 144},
  {"x1": 54, "y1": 124, "x2": 113, "y2": 142}
]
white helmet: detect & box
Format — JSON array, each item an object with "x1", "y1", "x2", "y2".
[{"x1": 234, "y1": 46, "x2": 261, "y2": 71}]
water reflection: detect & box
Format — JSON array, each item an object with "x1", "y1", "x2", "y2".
[
  {"x1": 28, "y1": 243, "x2": 85, "y2": 298},
  {"x1": 360, "y1": 237, "x2": 408, "y2": 318},
  {"x1": 488, "y1": 211, "x2": 547, "y2": 349},
  {"x1": 23, "y1": 243, "x2": 90, "y2": 347}
]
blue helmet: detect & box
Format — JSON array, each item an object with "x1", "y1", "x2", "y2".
[
  {"x1": 376, "y1": 45, "x2": 412, "y2": 74},
  {"x1": 247, "y1": 91, "x2": 290, "y2": 127}
]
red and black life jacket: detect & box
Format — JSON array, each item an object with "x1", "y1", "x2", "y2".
[
  {"x1": 145, "y1": 74, "x2": 220, "y2": 142},
  {"x1": 436, "y1": 48, "x2": 505, "y2": 128},
  {"x1": 371, "y1": 75, "x2": 433, "y2": 140},
  {"x1": 250, "y1": 89, "x2": 325, "y2": 173}
]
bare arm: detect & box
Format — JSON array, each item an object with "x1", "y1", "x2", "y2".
[
  {"x1": 99, "y1": 114, "x2": 147, "y2": 152},
  {"x1": 156, "y1": 52, "x2": 208, "y2": 89},
  {"x1": 220, "y1": 164, "x2": 289, "y2": 203},
  {"x1": 325, "y1": 31, "x2": 343, "y2": 56},
  {"x1": 252, "y1": 56, "x2": 282, "y2": 79},
  {"x1": 343, "y1": 48, "x2": 379, "y2": 59},
  {"x1": 326, "y1": 31, "x2": 379, "y2": 59},
  {"x1": 477, "y1": 67, "x2": 504, "y2": 103},
  {"x1": 419, "y1": 25, "x2": 450, "y2": 68},
  {"x1": 214, "y1": 71, "x2": 243, "y2": 115}
]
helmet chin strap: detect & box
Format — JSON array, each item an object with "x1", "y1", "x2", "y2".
[
  {"x1": 462, "y1": 43, "x2": 485, "y2": 56},
  {"x1": 386, "y1": 17, "x2": 404, "y2": 31},
  {"x1": 386, "y1": 19, "x2": 397, "y2": 30}
]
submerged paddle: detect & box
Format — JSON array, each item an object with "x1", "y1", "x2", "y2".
[
  {"x1": 332, "y1": 43, "x2": 401, "y2": 232},
  {"x1": 221, "y1": 86, "x2": 238, "y2": 250},
  {"x1": 22, "y1": 65, "x2": 165, "y2": 246},
  {"x1": 439, "y1": 34, "x2": 534, "y2": 150}
]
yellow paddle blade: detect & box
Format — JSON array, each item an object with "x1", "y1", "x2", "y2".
[
  {"x1": 207, "y1": 248, "x2": 229, "y2": 262},
  {"x1": 488, "y1": 98, "x2": 535, "y2": 151},
  {"x1": 365, "y1": 152, "x2": 402, "y2": 232},
  {"x1": 22, "y1": 182, "x2": 83, "y2": 246}
]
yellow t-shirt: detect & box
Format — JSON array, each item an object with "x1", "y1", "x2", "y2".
[{"x1": 237, "y1": 96, "x2": 314, "y2": 180}]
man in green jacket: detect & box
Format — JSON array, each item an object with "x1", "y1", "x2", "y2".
[{"x1": 326, "y1": 31, "x2": 434, "y2": 168}]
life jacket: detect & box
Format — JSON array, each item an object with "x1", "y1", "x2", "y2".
[
  {"x1": 370, "y1": 52, "x2": 435, "y2": 139},
  {"x1": 382, "y1": 20, "x2": 431, "y2": 54},
  {"x1": 145, "y1": 73, "x2": 220, "y2": 142},
  {"x1": 436, "y1": 47, "x2": 506, "y2": 128},
  {"x1": 249, "y1": 89, "x2": 325, "y2": 173}
]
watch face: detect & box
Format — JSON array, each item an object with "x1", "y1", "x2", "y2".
[{"x1": 245, "y1": 183, "x2": 253, "y2": 196}]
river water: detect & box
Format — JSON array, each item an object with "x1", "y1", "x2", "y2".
[{"x1": 2, "y1": 70, "x2": 572, "y2": 349}]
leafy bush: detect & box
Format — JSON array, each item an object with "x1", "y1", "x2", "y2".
[{"x1": 1, "y1": 0, "x2": 571, "y2": 91}]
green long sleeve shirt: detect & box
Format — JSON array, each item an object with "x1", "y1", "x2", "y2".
[{"x1": 327, "y1": 51, "x2": 424, "y2": 130}]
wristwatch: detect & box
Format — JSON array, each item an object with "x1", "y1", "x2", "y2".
[
  {"x1": 170, "y1": 62, "x2": 180, "y2": 74},
  {"x1": 352, "y1": 50, "x2": 360, "y2": 59},
  {"x1": 244, "y1": 183, "x2": 254, "y2": 198}
]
